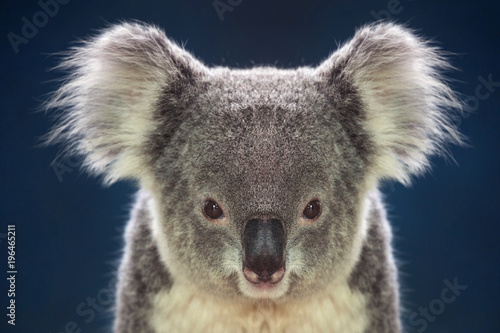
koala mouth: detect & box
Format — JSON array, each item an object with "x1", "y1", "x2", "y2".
[{"x1": 242, "y1": 218, "x2": 286, "y2": 287}]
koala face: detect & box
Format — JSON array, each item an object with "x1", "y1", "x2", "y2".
[
  {"x1": 46, "y1": 22, "x2": 462, "y2": 304},
  {"x1": 150, "y1": 68, "x2": 370, "y2": 300}
]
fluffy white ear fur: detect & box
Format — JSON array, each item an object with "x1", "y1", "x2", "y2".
[
  {"x1": 47, "y1": 22, "x2": 462, "y2": 186},
  {"x1": 318, "y1": 22, "x2": 464, "y2": 185},
  {"x1": 45, "y1": 22, "x2": 206, "y2": 184}
]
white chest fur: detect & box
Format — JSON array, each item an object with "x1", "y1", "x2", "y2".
[{"x1": 149, "y1": 281, "x2": 368, "y2": 333}]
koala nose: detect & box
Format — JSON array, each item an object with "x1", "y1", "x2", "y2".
[{"x1": 242, "y1": 218, "x2": 285, "y2": 284}]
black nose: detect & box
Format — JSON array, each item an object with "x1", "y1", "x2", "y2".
[{"x1": 242, "y1": 218, "x2": 285, "y2": 283}]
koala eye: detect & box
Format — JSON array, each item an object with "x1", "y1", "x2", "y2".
[
  {"x1": 203, "y1": 200, "x2": 224, "y2": 220},
  {"x1": 302, "y1": 200, "x2": 321, "y2": 220}
]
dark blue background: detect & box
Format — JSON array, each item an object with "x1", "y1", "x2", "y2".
[{"x1": 1, "y1": 0, "x2": 499, "y2": 332}]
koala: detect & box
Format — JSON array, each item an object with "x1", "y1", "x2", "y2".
[{"x1": 46, "y1": 21, "x2": 463, "y2": 332}]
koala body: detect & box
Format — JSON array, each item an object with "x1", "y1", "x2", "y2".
[{"x1": 47, "y1": 22, "x2": 462, "y2": 333}]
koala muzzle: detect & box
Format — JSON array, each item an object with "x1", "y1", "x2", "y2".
[{"x1": 242, "y1": 218, "x2": 285, "y2": 284}]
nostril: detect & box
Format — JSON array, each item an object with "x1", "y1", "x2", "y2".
[
  {"x1": 269, "y1": 267, "x2": 285, "y2": 284},
  {"x1": 243, "y1": 267, "x2": 261, "y2": 284}
]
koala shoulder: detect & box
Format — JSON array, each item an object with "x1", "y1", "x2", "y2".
[{"x1": 114, "y1": 190, "x2": 172, "y2": 332}]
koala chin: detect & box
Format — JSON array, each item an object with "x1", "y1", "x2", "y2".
[{"x1": 46, "y1": 21, "x2": 463, "y2": 333}]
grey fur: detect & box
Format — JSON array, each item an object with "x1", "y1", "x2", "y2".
[
  {"x1": 46, "y1": 22, "x2": 463, "y2": 332},
  {"x1": 114, "y1": 191, "x2": 171, "y2": 332}
]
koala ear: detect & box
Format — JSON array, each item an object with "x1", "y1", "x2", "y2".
[
  {"x1": 45, "y1": 22, "x2": 207, "y2": 184},
  {"x1": 317, "y1": 22, "x2": 464, "y2": 185}
]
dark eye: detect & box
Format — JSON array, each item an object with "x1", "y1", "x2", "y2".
[
  {"x1": 302, "y1": 200, "x2": 321, "y2": 220},
  {"x1": 203, "y1": 200, "x2": 224, "y2": 219}
]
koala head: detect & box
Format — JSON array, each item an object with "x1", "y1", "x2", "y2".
[{"x1": 47, "y1": 22, "x2": 462, "y2": 302}]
